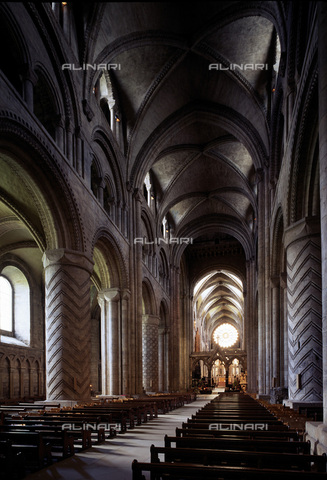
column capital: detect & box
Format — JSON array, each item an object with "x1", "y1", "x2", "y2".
[
  {"x1": 284, "y1": 216, "x2": 321, "y2": 249},
  {"x1": 42, "y1": 249, "x2": 94, "y2": 274},
  {"x1": 246, "y1": 256, "x2": 255, "y2": 267},
  {"x1": 22, "y1": 64, "x2": 38, "y2": 85},
  {"x1": 98, "y1": 287, "x2": 120, "y2": 303},
  {"x1": 255, "y1": 168, "x2": 265, "y2": 184},
  {"x1": 122, "y1": 289, "x2": 131, "y2": 300},
  {"x1": 142, "y1": 314, "x2": 160, "y2": 326},
  {"x1": 270, "y1": 275, "x2": 280, "y2": 289},
  {"x1": 133, "y1": 188, "x2": 143, "y2": 203},
  {"x1": 280, "y1": 272, "x2": 287, "y2": 290}
]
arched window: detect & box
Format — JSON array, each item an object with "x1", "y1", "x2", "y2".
[
  {"x1": 0, "y1": 9, "x2": 24, "y2": 96},
  {"x1": 103, "y1": 181, "x2": 115, "y2": 217},
  {"x1": 91, "y1": 161, "x2": 100, "y2": 198},
  {"x1": 0, "y1": 266, "x2": 30, "y2": 346},
  {"x1": 0, "y1": 276, "x2": 13, "y2": 333},
  {"x1": 95, "y1": 72, "x2": 116, "y2": 128},
  {"x1": 213, "y1": 323, "x2": 239, "y2": 348}
]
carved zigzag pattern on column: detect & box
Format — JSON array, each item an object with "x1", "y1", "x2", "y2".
[
  {"x1": 46, "y1": 267, "x2": 91, "y2": 399},
  {"x1": 286, "y1": 241, "x2": 320, "y2": 275},
  {"x1": 288, "y1": 308, "x2": 322, "y2": 336},
  {"x1": 286, "y1": 238, "x2": 322, "y2": 400}
]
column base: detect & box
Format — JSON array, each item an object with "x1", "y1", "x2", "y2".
[
  {"x1": 256, "y1": 394, "x2": 271, "y2": 402},
  {"x1": 283, "y1": 399, "x2": 323, "y2": 412},
  {"x1": 305, "y1": 422, "x2": 327, "y2": 454},
  {"x1": 270, "y1": 387, "x2": 288, "y2": 404},
  {"x1": 38, "y1": 399, "x2": 78, "y2": 407}
]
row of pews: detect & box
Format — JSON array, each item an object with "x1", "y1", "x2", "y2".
[
  {"x1": 0, "y1": 393, "x2": 195, "y2": 479},
  {"x1": 132, "y1": 391, "x2": 327, "y2": 479}
]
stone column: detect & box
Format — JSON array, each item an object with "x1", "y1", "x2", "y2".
[
  {"x1": 22, "y1": 66, "x2": 37, "y2": 111},
  {"x1": 10, "y1": 366, "x2": 14, "y2": 399},
  {"x1": 20, "y1": 364, "x2": 25, "y2": 398},
  {"x1": 285, "y1": 217, "x2": 322, "y2": 403},
  {"x1": 280, "y1": 272, "x2": 288, "y2": 388},
  {"x1": 55, "y1": 116, "x2": 65, "y2": 152},
  {"x1": 142, "y1": 314, "x2": 160, "y2": 392},
  {"x1": 164, "y1": 328, "x2": 170, "y2": 391},
  {"x1": 245, "y1": 257, "x2": 256, "y2": 392},
  {"x1": 257, "y1": 168, "x2": 267, "y2": 395},
  {"x1": 158, "y1": 326, "x2": 165, "y2": 392},
  {"x1": 122, "y1": 289, "x2": 131, "y2": 395},
  {"x1": 170, "y1": 265, "x2": 181, "y2": 391},
  {"x1": 271, "y1": 276, "x2": 280, "y2": 387},
  {"x1": 65, "y1": 118, "x2": 73, "y2": 164},
  {"x1": 43, "y1": 249, "x2": 93, "y2": 400},
  {"x1": 98, "y1": 288, "x2": 121, "y2": 395},
  {"x1": 75, "y1": 127, "x2": 83, "y2": 176},
  {"x1": 29, "y1": 365, "x2": 35, "y2": 397},
  {"x1": 132, "y1": 189, "x2": 143, "y2": 394},
  {"x1": 38, "y1": 366, "x2": 43, "y2": 396},
  {"x1": 318, "y1": 0, "x2": 327, "y2": 423}
]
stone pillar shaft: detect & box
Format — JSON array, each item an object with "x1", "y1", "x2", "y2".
[
  {"x1": 245, "y1": 258, "x2": 256, "y2": 392},
  {"x1": 134, "y1": 191, "x2": 143, "y2": 394},
  {"x1": 257, "y1": 169, "x2": 267, "y2": 395},
  {"x1": 170, "y1": 266, "x2": 180, "y2": 391},
  {"x1": 318, "y1": 0, "x2": 327, "y2": 422},
  {"x1": 98, "y1": 288, "x2": 121, "y2": 395},
  {"x1": 285, "y1": 218, "x2": 322, "y2": 401},
  {"x1": 158, "y1": 327, "x2": 165, "y2": 392},
  {"x1": 43, "y1": 249, "x2": 93, "y2": 400},
  {"x1": 122, "y1": 290, "x2": 131, "y2": 395},
  {"x1": 271, "y1": 277, "x2": 280, "y2": 386},
  {"x1": 142, "y1": 314, "x2": 159, "y2": 392}
]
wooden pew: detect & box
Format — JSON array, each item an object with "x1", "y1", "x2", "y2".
[
  {"x1": 164, "y1": 434, "x2": 311, "y2": 454},
  {"x1": 0, "y1": 424, "x2": 76, "y2": 458},
  {"x1": 10, "y1": 415, "x2": 109, "y2": 443},
  {"x1": 178, "y1": 425, "x2": 301, "y2": 440},
  {"x1": 0, "y1": 431, "x2": 52, "y2": 469},
  {"x1": 40, "y1": 410, "x2": 122, "y2": 433},
  {"x1": 0, "y1": 439, "x2": 26, "y2": 479},
  {"x1": 186, "y1": 418, "x2": 288, "y2": 430},
  {"x1": 150, "y1": 445, "x2": 327, "y2": 472},
  {"x1": 72, "y1": 405, "x2": 136, "y2": 429},
  {"x1": 132, "y1": 460, "x2": 327, "y2": 480}
]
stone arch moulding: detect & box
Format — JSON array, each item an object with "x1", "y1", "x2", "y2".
[
  {"x1": 92, "y1": 128, "x2": 126, "y2": 203},
  {"x1": 0, "y1": 119, "x2": 86, "y2": 252},
  {"x1": 173, "y1": 216, "x2": 252, "y2": 269},
  {"x1": 287, "y1": 64, "x2": 318, "y2": 226},
  {"x1": 142, "y1": 277, "x2": 158, "y2": 316},
  {"x1": 91, "y1": 229, "x2": 129, "y2": 290},
  {"x1": 33, "y1": 62, "x2": 65, "y2": 118},
  {"x1": 270, "y1": 207, "x2": 285, "y2": 277},
  {"x1": 159, "y1": 298, "x2": 170, "y2": 327}
]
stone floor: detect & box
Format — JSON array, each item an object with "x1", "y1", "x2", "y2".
[{"x1": 24, "y1": 392, "x2": 218, "y2": 480}]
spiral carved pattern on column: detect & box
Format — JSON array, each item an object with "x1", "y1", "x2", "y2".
[
  {"x1": 46, "y1": 267, "x2": 91, "y2": 400},
  {"x1": 287, "y1": 238, "x2": 322, "y2": 401}
]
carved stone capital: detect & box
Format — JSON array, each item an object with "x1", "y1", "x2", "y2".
[
  {"x1": 284, "y1": 216, "x2": 321, "y2": 249},
  {"x1": 142, "y1": 314, "x2": 160, "y2": 326},
  {"x1": 42, "y1": 249, "x2": 94, "y2": 274},
  {"x1": 98, "y1": 288, "x2": 120, "y2": 303}
]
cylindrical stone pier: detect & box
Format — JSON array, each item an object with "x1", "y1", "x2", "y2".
[
  {"x1": 43, "y1": 249, "x2": 93, "y2": 400},
  {"x1": 142, "y1": 314, "x2": 159, "y2": 392},
  {"x1": 285, "y1": 218, "x2": 322, "y2": 402},
  {"x1": 98, "y1": 288, "x2": 121, "y2": 395}
]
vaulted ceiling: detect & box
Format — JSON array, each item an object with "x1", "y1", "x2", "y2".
[
  {"x1": 85, "y1": 2, "x2": 281, "y2": 345},
  {"x1": 88, "y1": 1, "x2": 280, "y2": 254}
]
